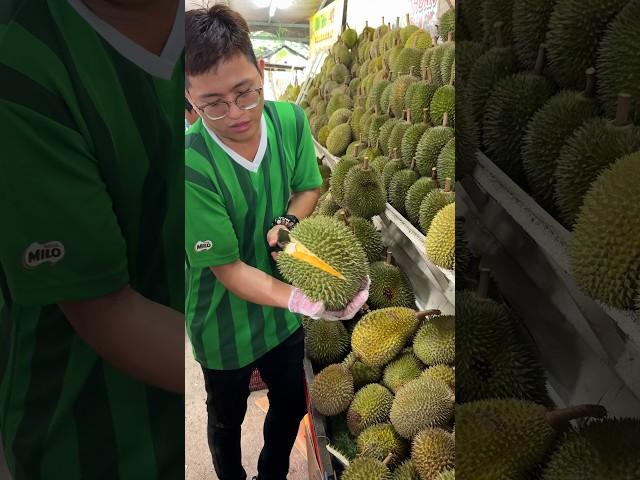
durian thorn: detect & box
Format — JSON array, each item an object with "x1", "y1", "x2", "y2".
[
  {"x1": 416, "y1": 309, "x2": 441, "y2": 320},
  {"x1": 534, "y1": 44, "x2": 546, "y2": 76},
  {"x1": 494, "y1": 21, "x2": 504, "y2": 49},
  {"x1": 444, "y1": 178, "x2": 452, "y2": 192},
  {"x1": 614, "y1": 93, "x2": 632, "y2": 127},
  {"x1": 477, "y1": 268, "x2": 491, "y2": 298},
  {"x1": 431, "y1": 167, "x2": 438, "y2": 182},
  {"x1": 447, "y1": 31, "x2": 453, "y2": 42},
  {"x1": 386, "y1": 250, "x2": 394, "y2": 265},
  {"x1": 546, "y1": 404, "x2": 607, "y2": 431},
  {"x1": 584, "y1": 67, "x2": 596, "y2": 98},
  {"x1": 442, "y1": 111, "x2": 449, "y2": 127},
  {"x1": 382, "y1": 453, "x2": 394, "y2": 466}
]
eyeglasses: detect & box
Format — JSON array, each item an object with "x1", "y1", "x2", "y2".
[{"x1": 195, "y1": 86, "x2": 264, "y2": 121}]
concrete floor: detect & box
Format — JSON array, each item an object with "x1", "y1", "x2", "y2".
[{"x1": 185, "y1": 335, "x2": 309, "y2": 480}]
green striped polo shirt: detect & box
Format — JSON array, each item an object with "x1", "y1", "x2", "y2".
[
  {"x1": 185, "y1": 100, "x2": 323, "y2": 370},
  {"x1": 0, "y1": 1, "x2": 184, "y2": 478}
]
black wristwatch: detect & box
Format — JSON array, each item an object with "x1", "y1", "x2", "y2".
[{"x1": 271, "y1": 214, "x2": 299, "y2": 231}]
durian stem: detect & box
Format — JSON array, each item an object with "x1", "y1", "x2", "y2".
[
  {"x1": 409, "y1": 65, "x2": 415, "y2": 77},
  {"x1": 423, "y1": 107, "x2": 429, "y2": 124},
  {"x1": 382, "y1": 453, "x2": 394, "y2": 467},
  {"x1": 442, "y1": 112, "x2": 449, "y2": 127},
  {"x1": 449, "y1": 62, "x2": 455, "y2": 86},
  {"x1": 444, "y1": 178, "x2": 452, "y2": 192},
  {"x1": 363, "y1": 156, "x2": 370, "y2": 170},
  {"x1": 406, "y1": 13, "x2": 410, "y2": 26},
  {"x1": 387, "y1": 102, "x2": 392, "y2": 116},
  {"x1": 416, "y1": 309, "x2": 441, "y2": 320},
  {"x1": 410, "y1": 157, "x2": 416, "y2": 171},
  {"x1": 396, "y1": 16, "x2": 400, "y2": 29},
  {"x1": 534, "y1": 44, "x2": 546, "y2": 76},
  {"x1": 431, "y1": 167, "x2": 438, "y2": 182},
  {"x1": 381, "y1": 16, "x2": 385, "y2": 27},
  {"x1": 494, "y1": 22, "x2": 504, "y2": 49},
  {"x1": 427, "y1": 67, "x2": 433, "y2": 84},
  {"x1": 447, "y1": 31, "x2": 453, "y2": 42},
  {"x1": 386, "y1": 250, "x2": 394, "y2": 265},
  {"x1": 477, "y1": 268, "x2": 491, "y2": 298},
  {"x1": 614, "y1": 93, "x2": 632, "y2": 127},
  {"x1": 393, "y1": 147, "x2": 399, "y2": 159},
  {"x1": 404, "y1": 109, "x2": 409, "y2": 121},
  {"x1": 584, "y1": 68, "x2": 596, "y2": 98},
  {"x1": 407, "y1": 108, "x2": 412, "y2": 123},
  {"x1": 546, "y1": 405, "x2": 607, "y2": 431}
]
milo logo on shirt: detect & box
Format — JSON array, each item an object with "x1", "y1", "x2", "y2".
[
  {"x1": 23, "y1": 241, "x2": 65, "y2": 268},
  {"x1": 194, "y1": 240, "x2": 213, "y2": 252}
]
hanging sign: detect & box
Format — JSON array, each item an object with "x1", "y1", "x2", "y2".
[{"x1": 309, "y1": 0, "x2": 345, "y2": 57}]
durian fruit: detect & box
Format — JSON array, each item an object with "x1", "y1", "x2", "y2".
[
  {"x1": 331, "y1": 63, "x2": 350, "y2": 84},
  {"x1": 368, "y1": 111, "x2": 391, "y2": 146},
  {"x1": 420, "y1": 48, "x2": 435, "y2": 83},
  {"x1": 352, "y1": 308, "x2": 423, "y2": 368},
  {"x1": 316, "y1": 192, "x2": 341, "y2": 217},
  {"x1": 310, "y1": 361, "x2": 355, "y2": 416},
  {"x1": 346, "y1": 383, "x2": 394, "y2": 436},
  {"x1": 359, "y1": 109, "x2": 376, "y2": 137},
  {"x1": 388, "y1": 159, "x2": 420, "y2": 216},
  {"x1": 390, "y1": 74, "x2": 418, "y2": 119},
  {"x1": 330, "y1": 156, "x2": 359, "y2": 206},
  {"x1": 481, "y1": 0, "x2": 515, "y2": 48},
  {"x1": 570, "y1": 152, "x2": 640, "y2": 310},
  {"x1": 413, "y1": 315, "x2": 455, "y2": 365},
  {"x1": 383, "y1": 149, "x2": 406, "y2": 192},
  {"x1": 359, "y1": 140, "x2": 382, "y2": 161},
  {"x1": 405, "y1": 73, "x2": 439, "y2": 127},
  {"x1": 393, "y1": 459, "x2": 419, "y2": 480},
  {"x1": 370, "y1": 79, "x2": 392, "y2": 113},
  {"x1": 305, "y1": 319, "x2": 350, "y2": 367},
  {"x1": 369, "y1": 252, "x2": 417, "y2": 309},
  {"x1": 406, "y1": 29, "x2": 432, "y2": 50},
  {"x1": 379, "y1": 118, "x2": 400, "y2": 156},
  {"x1": 390, "y1": 376, "x2": 454, "y2": 438},
  {"x1": 346, "y1": 140, "x2": 361, "y2": 157},
  {"x1": 429, "y1": 38, "x2": 454, "y2": 86},
  {"x1": 343, "y1": 157, "x2": 387, "y2": 219},
  {"x1": 341, "y1": 214, "x2": 384, "y2": 264},
  {"x1": 436, "y1": 137, "x2": 455, "y2": 187},
  {"x1": 438, "y1": 8, "x2": 455, "y2": 41},
  {"x1": 399, "y1": 16, "x2": 420, "y2": 45},
  {"x1": 546, "y1": 0, "x2": 629, "y2": 90},
  {"x1": 333, "y1": 41, "x2": 354, "y2": 68},
  {"x1": 382, "y1": 351, "x2": 423, "y2": 393},
  {"x1": 440, "y1": 44, "x2": 455, "y2": 86},
  {"x1": 318, "y1": 125, "x2": 331, "y2": 146},
  {"x1": 482, "y1": 47, "x2": 556, "y2": 183},
  {"x1": 456, "y1": 41, "x2": 484, "y2": 92},
  {"x1": 522, "y1": 68, "x2": 600, "y2": 212},
  {"x1": 460, "y1": 0, "x2": 484, "y2": 42},
  {"x1": 387, "y1": 112, "x2": 412, "y2": 160},
  {"x1": 456, "y1": 288, "x2": 548, "y2": 404},
  {"x1": 380, "y1": 82, "x2": 394, "y2": 117},
  {"x1": 554, "y1": 95, "x2": 640, "y2": 227},
  {"x1": 455, "y1": 92, "x2": 480, "y2": 180},
  {"x1": 542, "y1": 418, "x2": 640, "y2": 479},
  {"x1": 434, "y1": 470, "x2": 454, "y2": 480},
  {"x1": 411, "y1": 428, "x2": 455, "y2": 480},
  {"x1": 418, "y1": 181, "x2": 454, "y2": 234},
  {"x1": 342, "y1": 25, "x2": 358, "y2": 48},
  {"x1": 351, "y1": 107, "x2": 365, "y2": 139},
  {"x1": 344, "y1": 352, "x2": 383, "y2": 390},
  {"x1": 328, "y1": 107, "x2": 353, "y2": 129},
  {"x1": 391, "y1": 48, "x2": 423, "y2": 78},
  {"x1": 276, "y1": 216, "x2": 369, "y2": 310},
  {"x1": 425, "y1": 202, "x2": 455, "y2": 269},
  {"x1": 512, "y1": 0, "x2": 557, "y2": 70},
  {"x1": 430, "y1": 81, "x2": 455, "y2": 127},
  {"x1": 326, "y1": 123, "x2": 353, "y2": 156},
  {"x1": 371, "y1": 154, "x2": 391, "y2": 174},
  {"x1": 405, "y1": 176, "x2": 438, "y2": 227},
  {"x1": 328, "y1": 414, "x2": 357, "y2": 461},
  {"x1": 357, "y1": 423, "x2": 408, "y2": 466},
  {"x1": 457, "y1": 398, "x2": 606, "y2": 480},
  {"x1": 422, "y1": 365, "x2": 455, "y2": 390},
  {"x1": 401, "y1": 109, "x2": 430, "y2": 167},
  {"x1": 415, "y1": 113, "x2": 454, "y2": 176},
  {"x1": 597, "y1": 1, "x2": 640, "y2": 125},
  {"x1": 327, "y1": 92, "x2": 353, "y2": 116},
  {"x1": 310, "y1": 113, "x2": 329, "y2": 138},
  {"x1": 468, "y1": 22, "x2": 518, "y2": 122},
  {"x1": 341, "y1": 455, "x2": 393, "y2": 480}
]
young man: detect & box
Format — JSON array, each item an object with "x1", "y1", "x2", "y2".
[
  {"x1": 0, "y1": 0, "x2": 184, "y2": 477},
  {"x1": 184, "y1": 5, "x2": 368, "y2": 480}
]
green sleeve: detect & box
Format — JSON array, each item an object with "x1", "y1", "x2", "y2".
[
  {"x1": 0, "y1": 103, "x2": 129, "y2": 305},
  {"x1": 185, "y1": 167, "x2": 240, "y2": 268},
  {"x1": 291, "y1": 104, "x2": 323, "y2": 192}
]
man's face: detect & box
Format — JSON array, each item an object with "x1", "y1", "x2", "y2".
[{"x1": 186, "y1": 54, "x2": 264, "y2": 144}]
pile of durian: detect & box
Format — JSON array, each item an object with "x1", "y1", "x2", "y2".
[
  {"x1": 454, "y1": 217, "x2": 640, "y2": 480},
  {"x1": 456, "y1": 0, "x2": 640, "y2": 315},
  {"x1": 300, "y1": 12, "x2": 457, "y2": 272}
]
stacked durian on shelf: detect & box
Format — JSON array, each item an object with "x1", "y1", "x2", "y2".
[
  {"x1": 456, "y1": 0, "x2": 640, "y2": 315},
  {"x1": 301, "y1": 11, "x2": 458, "y2": 273}
]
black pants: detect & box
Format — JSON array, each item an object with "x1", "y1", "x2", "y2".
[{"x1": 202, "y1": 327, "x2": 307, "y2": 480}]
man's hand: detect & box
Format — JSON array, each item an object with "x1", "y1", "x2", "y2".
[
  {"x1": 288, "y1": 276, "x2": 370, "y2": 321},
  {"x1": 267, "y1": 224, "x2": 289, "y2": 260}
]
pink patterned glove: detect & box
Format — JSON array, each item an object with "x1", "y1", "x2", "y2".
[
  {"x1": 323, "y1": 276, "x2": 370, "y2": 321},
  {"x1": 288, "y1": 288, "x2": 326, "y2": 319}
]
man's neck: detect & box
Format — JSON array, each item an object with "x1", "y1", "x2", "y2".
[
  {"x1": 213, "y1": 121, "x2": 262, "y2": 163},
  {"x1": 81, "y1": 0, "x2": 178, "y2": 55}
]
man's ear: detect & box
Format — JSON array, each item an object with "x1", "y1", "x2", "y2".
[{"x1": 257, "y1": 58, "x2": 265, "y2": 78}]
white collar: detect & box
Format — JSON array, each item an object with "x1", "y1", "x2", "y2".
[
  {"x1": 67, "y1": 0, "x2": 183, "y2": 79},
  {"x1": 204, "y1": 115, "x2": 267, "y2": 173}
]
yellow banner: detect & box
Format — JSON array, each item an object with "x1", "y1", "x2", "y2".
[{"x1": 309, "y1": 0, "x2": 345, "y2": 57}]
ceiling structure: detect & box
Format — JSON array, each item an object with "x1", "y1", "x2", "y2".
[{"x1": 185, "y1": 0, "x2": 328, "y2": 42}]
